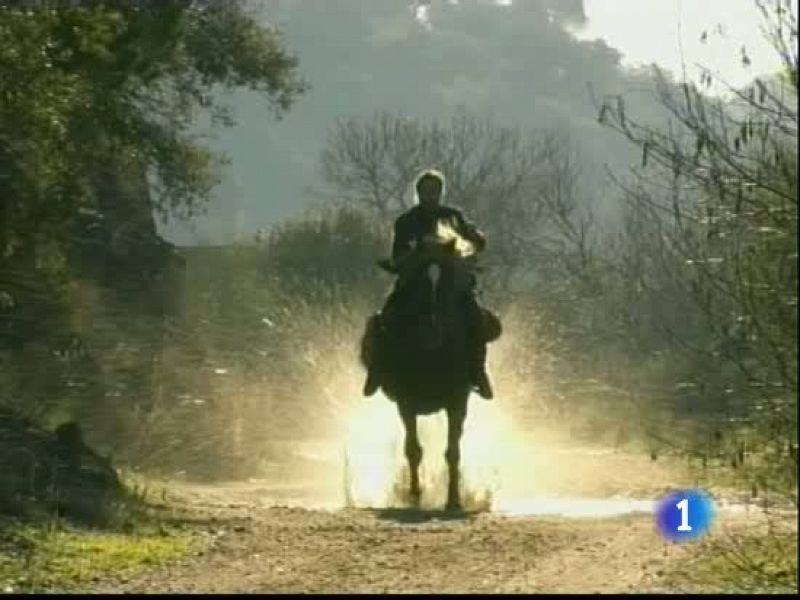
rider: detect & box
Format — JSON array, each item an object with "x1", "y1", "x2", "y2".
[{"x1": 362, "y1": 168, "x2": 494, "y2": 400}]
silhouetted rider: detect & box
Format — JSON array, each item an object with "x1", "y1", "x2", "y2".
[{"x1": 363, "y1": 169, "x2": 494, "y2": 400}]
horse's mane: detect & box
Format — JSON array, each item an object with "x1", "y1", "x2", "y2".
[{"x1": 435, "y1": 218, "x2": 476, "y2": 259}]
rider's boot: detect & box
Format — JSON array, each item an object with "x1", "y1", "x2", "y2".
[
  {"x1": 363, "y1": 366, "x2": 380, "y2": 397},
  {"x1": 363, "y1": 312, "x2": 385, "y2": 397},
  {"x1": 474, "y1": 367, "x2": 494, "y2": 400},
  {"x1": 466, "y1": 297, "x2": 494, "y2": 400},
  {"x1": 472, "y1": 340, "x2": 494, "y2": 400}
]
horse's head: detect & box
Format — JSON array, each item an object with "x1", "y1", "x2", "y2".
[
  {"x1": 412, "y1": 218, "x2": 477, "y2": 348},
  {"x1": 375, "y1": 218, "x2": 478, "y2": 349}
]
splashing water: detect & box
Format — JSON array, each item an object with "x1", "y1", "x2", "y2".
[
  {"x1": 341, "y1": 391, "x2": 533, "y2": 511},
  {"x1": 337, "y1": 392, "x2": 679, "y2": 518},
  {"x1": 342, "y1": 396, "x2": 400, "y2": 507}
]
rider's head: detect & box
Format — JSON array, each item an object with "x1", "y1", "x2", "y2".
[{"x1": 415, "y1": 169, "x2": 445, "y2": 210}]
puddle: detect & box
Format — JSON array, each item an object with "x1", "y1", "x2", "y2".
[
  {"x1": 495, "y1": 497, "x2": 655, "y2": 518},
  {"x1": 246, "y1": 489, "x2": 763, "y2": 520}
]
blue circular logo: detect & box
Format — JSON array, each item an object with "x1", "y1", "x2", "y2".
[{"x1": 655, "y1": 489, "x2": 716, "y2": 542}]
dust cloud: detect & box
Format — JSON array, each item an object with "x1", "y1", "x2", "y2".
[{"x1": 246, "y1": 315, "x2": 691, "y2": 518}]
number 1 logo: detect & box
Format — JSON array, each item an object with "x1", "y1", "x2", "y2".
[
  {"x1": 656, "y1": 489, "x2": 715, "y2": 541},
  {"x1": 676, "y1": 498, "x2": 692, "y2": 532}
]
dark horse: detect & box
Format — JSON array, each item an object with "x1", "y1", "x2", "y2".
[{"x1": 360, "y1": 219, "x2": 479, "y2": 511}]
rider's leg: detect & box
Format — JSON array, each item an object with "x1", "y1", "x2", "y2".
[
  {"x1": 473, "y1": 338, "x2": 492, "y2": 399},
  {"x1": 363, "y1": 286, "x2": 402, "y2": 396},
  {"x1": 467, "y1": 294, "x2": 493, "y2": 400},
  {"x1": 362, "y1": 312, "x2": 383, "y2": 396},
  {"x1": 381, "y1": 283, "x2": 403, "y2": 326}
]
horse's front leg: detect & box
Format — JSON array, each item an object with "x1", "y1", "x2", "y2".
[
  {"x1": 400, "y1": 409, "x2": 422, "y2": 505},
  {"x1": 445, "y1": 405, "x2": 466, "y2": 511}
]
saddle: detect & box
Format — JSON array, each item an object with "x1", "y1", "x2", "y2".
[{"x1": 374, "y1": 250, "x2": 501, "y2": 344}]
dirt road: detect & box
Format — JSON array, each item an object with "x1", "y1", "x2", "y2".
[
  {"x1": 85, "y1": 441, "x2": 766, "y2": 594},
  {"x1": 90, "y1": 493, "x2": 700, "y2": 594},
  {"x1": 80, "y1": 395, "x2": 787, "y2": 595}
]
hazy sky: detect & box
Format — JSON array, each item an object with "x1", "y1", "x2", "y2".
[
  {"x1": 158, "y1": 0, "x2": 787, "y2": 246},
  {"x1": 576, "y1": 0, "x2": 785, "y2": 91}
]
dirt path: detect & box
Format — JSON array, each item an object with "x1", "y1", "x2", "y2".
[
  {"x1": 86, "y1": 479, "x2": 750, "y2": 594},
  {"x1": 82, "y1": 421, "x2": 786, "y2": 595}
]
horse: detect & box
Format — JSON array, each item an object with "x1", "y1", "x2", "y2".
[{"x1": 360, "y1": 218, "x2": 479, "y2": 511}]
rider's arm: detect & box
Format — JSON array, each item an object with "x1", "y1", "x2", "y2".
[
  {"x1": 455, "y1": 210, "x2": 487, "y2": 252},
  {"x1": 391, "y1": 215, "x2": 414, "y2": 263}
]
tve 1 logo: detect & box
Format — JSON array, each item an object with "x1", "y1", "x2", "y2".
[{"x1": 655, "y1": 489, "x2": 716, "y2": 542}]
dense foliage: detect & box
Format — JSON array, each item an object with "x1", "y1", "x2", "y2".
[{"x1": 0, "y1": 1, "x2": 304, "y2": 457}]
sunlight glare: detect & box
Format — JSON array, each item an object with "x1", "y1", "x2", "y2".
[
  {"x1": 436, "y1": 220, "x2": 476, "y2": 257},
  {"x1": 343, "y1": 393, "x2": 404, "y2": 507},
  {"x1": 341, "y1": 389, "x2": 545, "y2": 511}
]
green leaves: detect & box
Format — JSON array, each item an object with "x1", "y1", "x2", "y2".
[
  {"x1": 1, "y1": 2, "x2": 305, "y2": 263},
  {"x1": 588, "y1": 0, "x2": 798, "y2": 512},
  {"x1": 0, "y1": 3, "x2": 306, "y2": 439}
]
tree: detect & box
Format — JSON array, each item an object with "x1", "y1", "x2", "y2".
[
  {"x1": 596, "y1": 0, "x2": 797, "y2": 394},
  {"x1": 257, "y1": 205, "x2": 389, "y2": 298},
  {"x1": 1, "y1": 1, "x2": 305, "y2": 265},
  {"x1": 318, "y1": 110, "x2": 592, "y2": 291},
  {"x1": 0, "y1": 1, "x2": 306, "y2": 428},
  {"x1": 595, "y1": 0, "x2": 797, "y2": 502}
]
